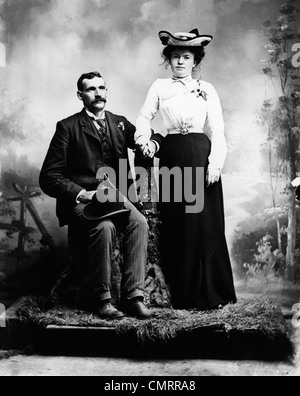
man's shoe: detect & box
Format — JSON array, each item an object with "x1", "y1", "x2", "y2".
[
  {"x1": 96, "y1": 302, "x2": 125, "y2": 320},
  {"x1": 122, "y1": 298, "x2": 153, "y2": 320}
]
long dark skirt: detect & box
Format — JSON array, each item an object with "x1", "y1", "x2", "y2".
[{"x1": 159, "y1": 133, "x2": 237, "y2": 310}]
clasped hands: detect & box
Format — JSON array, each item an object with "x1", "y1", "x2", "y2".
[
  {"x1": 135, "y1": 136, "x2": 157, "y2": 159},
  {"x1": 136, "y1": 136, "x2": 221, "y2": 186}
]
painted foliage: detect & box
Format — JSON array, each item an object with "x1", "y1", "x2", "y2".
[{"x1": 0, "y1": 0, "x2": 299, "y2": 311}]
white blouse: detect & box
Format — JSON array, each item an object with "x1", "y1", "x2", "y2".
[{"x1": 135, "y1": 76, "x2": 227, "y2": 170}]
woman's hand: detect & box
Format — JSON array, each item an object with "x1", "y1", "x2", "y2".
[{"x1": 206, "y1": 167, "x2": 221, "y2": 187}]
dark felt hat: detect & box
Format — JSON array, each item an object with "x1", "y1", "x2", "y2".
[
  {"x1": 83, "y1": 188, "x2": 131, "y2": 221},
  {"x1": 159, "y1": 29, "x2": 213, "y2": 47}
]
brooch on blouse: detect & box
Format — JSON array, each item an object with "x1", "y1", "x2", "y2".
[
  {"x1": 180, "y1": 127, "x2": 190, "y2": 135},
  {"x1": 178, "y1": 121, "x2": 193, "y2": 135},
  {"x1": 191, "y1": 80, "x2": 208, "y2": 101}
]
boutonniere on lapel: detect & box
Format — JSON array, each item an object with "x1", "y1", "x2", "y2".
[
  {"x1": 191, "y1": 80, "x2": 208, "y2": 101},
  {"x1": 118, "y1": 121, "x2": 125, "y2": 131}
]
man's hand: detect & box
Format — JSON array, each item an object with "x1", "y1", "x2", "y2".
[
  {"x1": 292, "y1": 177, "x2": 300, "y2": 188},
  {"x1": 135, "y1": 135, "x2": 150, "y2": 152},
  {"x1": 142, "y1": 140, "x2": 157, "y2": 159},
  {"x1": 206, "y1": 167, "x2": 221, "y2": 187},
  {"x1": 78, "y1": 190, "x2": 97, "y2": 203}
]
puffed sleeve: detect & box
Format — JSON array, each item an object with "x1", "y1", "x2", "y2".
[
  {"x1": 206, "y1": 83, "x2": 227, "y2": 170},
  {"x1": 135, "y1": 79, "x2": 160, "y2": 143}
]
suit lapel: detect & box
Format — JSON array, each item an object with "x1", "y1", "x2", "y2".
[
  {"x1": 79, "y1": 109, "x2": 101, "y2": 142},
  {"x1": 105, "y1": 111, "x2": 125, "y2": 157}
]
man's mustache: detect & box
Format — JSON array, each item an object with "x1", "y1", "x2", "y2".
[{"x1": 93, "y1": 98, "x2": 107, "y2": 103}]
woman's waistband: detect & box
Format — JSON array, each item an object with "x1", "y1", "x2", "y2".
[{"x1": 167, "y1": 128, "x2": 204, "y2": 135}]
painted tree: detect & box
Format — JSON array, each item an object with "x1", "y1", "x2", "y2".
[
  {"x1": 0, "y1": 88, "x2": 28, "y2": 179},
  {"x1": 261, "y1": 0, "x2": 300, "y2": 269},
  {"x1": 0, "y1": 88, "x2": 44, "y2": 240},
  {"x1": 0, "y1": 88, "x2": 45, "y2": 190},
  {"x1": 0, "y1": 89, "x2": 26, "y2": 223}
]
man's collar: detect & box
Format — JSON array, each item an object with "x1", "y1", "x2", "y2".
[{"x1": 84, "y1": 108, "x2": 106, "y2": 121}]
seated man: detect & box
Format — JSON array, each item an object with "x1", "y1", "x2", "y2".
[{"x1": 39, "y1": 71, "x2": 161, "y2": 320}]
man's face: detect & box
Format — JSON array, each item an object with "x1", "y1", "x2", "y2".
[{"x1": 77, "y1": 77, "x2": 107, "y2": 114}]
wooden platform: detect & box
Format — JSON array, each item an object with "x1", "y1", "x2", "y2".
[{"x1": 1, "y1": 297, "x2": 295, "y2": 361}]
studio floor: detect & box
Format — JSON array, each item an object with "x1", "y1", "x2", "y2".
[
  {"x1": 0, "y1": 353, "x2": 299, "y2": 377},
  {"x1": 0, "y1": 328, "x2": 299, "y2": 377}
]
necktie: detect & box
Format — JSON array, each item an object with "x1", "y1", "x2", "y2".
[{"x1": 96, "y1": 119, "x2": 107, "y2": 140}]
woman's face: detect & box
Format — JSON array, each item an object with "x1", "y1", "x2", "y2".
[{"x1": 170, "y1": 49, "x2": 196, "y2": 78}]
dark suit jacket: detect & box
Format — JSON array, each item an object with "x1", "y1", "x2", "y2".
[{"x1": 39, "y1": 109, "x2": 163, "y2": 227}]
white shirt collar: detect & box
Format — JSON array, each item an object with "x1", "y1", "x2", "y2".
[
  {"x1": 172, "y1": 75, "x2": 194, "y2": 85},
  {"x1": 85, "y1": 108, "x2": 105, "y2": 121}
]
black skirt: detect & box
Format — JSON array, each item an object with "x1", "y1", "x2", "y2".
[{"x1": 159, "y1": 133, "x2": 236, "y2": 310}]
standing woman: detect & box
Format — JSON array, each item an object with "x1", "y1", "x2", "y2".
[{"x1": 135, "y1": 29, "x2": 237, "y2": 310}]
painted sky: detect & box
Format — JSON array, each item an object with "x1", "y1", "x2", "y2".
[{"x1": 0, "y1": 0, "x2": 292, "y2": 172}]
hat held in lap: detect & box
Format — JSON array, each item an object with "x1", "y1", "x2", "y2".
[{"x1": 83, "y1": 187, "x2": 131, "y2": 221}]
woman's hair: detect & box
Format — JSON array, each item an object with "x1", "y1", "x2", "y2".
[{"x1": 162, "y1": 45, "x2": 206, "y2": 68}]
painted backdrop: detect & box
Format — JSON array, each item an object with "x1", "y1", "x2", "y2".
[{"x1": 0, "y1": 0, "x2": 299, "y2": 312}]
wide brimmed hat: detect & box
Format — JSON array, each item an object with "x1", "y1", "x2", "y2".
[
  {"x1": 83, "y1": 188, "x2": 131, "y2": 221},
  {"x1": 159, "y1": 29, "x2": 213, "y2": 47}
]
